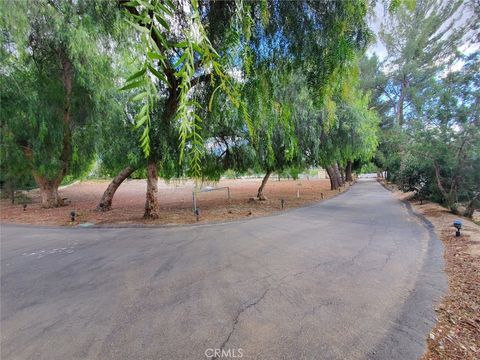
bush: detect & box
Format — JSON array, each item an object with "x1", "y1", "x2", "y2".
[{"x1": 223, "y1": 169, "x2": 238, "y2": 179}]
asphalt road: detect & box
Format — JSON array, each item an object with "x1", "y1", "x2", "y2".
[{"x1": 1, "y1": 179, "x2": 446, "y2": 360}]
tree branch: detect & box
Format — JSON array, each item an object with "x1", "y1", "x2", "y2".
[{"x1": 434, "y1": 161, "x2": 448, "y2": 199}]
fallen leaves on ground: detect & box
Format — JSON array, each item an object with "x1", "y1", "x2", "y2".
[
  {"x1": 422, "y1": 230, "x2": 480, "y2": 360},
  {"x1": 380, "y1": 180, "x2": 480, "y2": 360}
]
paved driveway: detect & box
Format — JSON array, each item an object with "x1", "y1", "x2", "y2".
[{"x1": 0, "y1": 179, "x2": 446, "y2": 360}]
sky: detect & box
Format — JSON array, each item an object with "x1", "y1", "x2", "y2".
[{"x1": 366, "y1": 2, "x2": 389, "y2": 60}]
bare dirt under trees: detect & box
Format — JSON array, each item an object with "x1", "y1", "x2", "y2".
[{"x1": 0, "y1": 178, "x2": 349, "y2": 226}]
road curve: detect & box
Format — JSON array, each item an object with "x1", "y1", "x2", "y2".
[{"x1": 1, "y1": 179, "x2": 446, "y2": 360}]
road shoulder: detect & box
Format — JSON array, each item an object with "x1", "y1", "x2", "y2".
[{"x1": 380, "y1": 180, "x2": 480, "y2": 359}]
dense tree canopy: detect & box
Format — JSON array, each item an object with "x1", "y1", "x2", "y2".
[
  {"x1": 2, "y1": 0, "x2": 475, "y2": 219},
  {"x1": 369, "y1": 0, "x2": 480, "y2": 217},
  {"x1": 0, "y1": 0, "x2": 123, "y2": 206}
]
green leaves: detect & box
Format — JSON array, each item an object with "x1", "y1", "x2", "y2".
[
  {"x1": 126, "y1": 68, "x2": 146, "y2": 82},
  {"x1": 146, "y1": 51, "x2": 164, "y2": 60},
  {"x1": 121, "y1": 0, "x2": 255, "y2": 178},
  {"x1": 120, "y1": 63, "x2": 157, "y2": 157},
  {"x1": 121, "y1": 0, "x2": 181, "y2": 158},
  {"x1": 120, "y1": 79, "x2": 145, "y2": 91},
  {"x1": 119, "y1": 0, "x2": 374, "y2": 180},
  {"x1": 120, "y1": 73, "x2": 153, "y2": 156}
]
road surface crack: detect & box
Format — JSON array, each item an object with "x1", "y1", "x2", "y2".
[
  {"x1": 349, "y1": 219, "x2": 378, "y2": 265},
  {"x1": 214, "y1": 288, "x2": 269, "y2": 359}
]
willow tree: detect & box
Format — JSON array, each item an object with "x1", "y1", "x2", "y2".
[
  {"x1": 242, "y1": 67, "x2": 309, "y2": 200},
  {"x1": 118, "y1": 0, "x2": 252, "y2": 218},
  {"x1": 291, "y1": 55, "x2": 379, "y2": 190},
  {"x1": 0, "y1": 0, "x2": 121, "y2": 207},
  {"x1": 239, "y1": 0, "x2": 372, "y2": 197},
  {"x1": 120, "y1": 0, "x2": 372, "y2": 216},
  {"x1": 95, "y1": 98, "x2": 146, "y2": 212}
]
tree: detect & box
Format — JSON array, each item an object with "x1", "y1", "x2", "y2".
[
  {"x1": 378, "y1": 0, "x2": 476, "y2": 127},
  {"x1": 0, "y1": 0, "x2": 120, "y2": 207},
  {"x1": 400, "y1": 53, "x2": 480, "y2": 215},
  {"x1": 118, "y1": 0, "x2": 253, "y2": 218},
  {"x1": 337, "y1": 89, "x2": 379, "y2": 182},
  {"x1": 367, "y1": 1, "x2": 480, "y2": 218},
  {"x1": 242, "y1": 67, "x2": 303, "y2": 200},
  {"x1": 305, "y1": 60, "x2": 380, "y2": 190},
  {"x1": 0, "y1": 133, "x2": 34, "y2": 203},
  {"x1": 118, "y1": 0, "x2": 372, "y2": 216},
  {"x1": 238, "y1": 0, "x2": 372, "y2": 197},
  {"x1": 95, "y1": 102, "x2": 145, "y2": 212}
]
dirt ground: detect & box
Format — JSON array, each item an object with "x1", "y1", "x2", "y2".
[
  {"x1": 381, "y1": 181, "x2": 480, "y2": 360},
  {"x1": 0, "y1": 177, "x2": 350, "y2": 226}
]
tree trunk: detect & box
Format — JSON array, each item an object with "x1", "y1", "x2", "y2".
[
  {"x1": 97, "y1": 166, "x2": 136, "y2": 212},
  {"x1": 339, "y1": 166, "x2": 345, "y2": 184},
  {"x1": 464, "y1": 193, "x2": 479, "y2": 219},
  {"x1": 326, "y1": 165, "x2": 338, "y2": 190},
  {"x1": 257, "y1": 170, "x2": 272, "y2": 200},
  {"x1": 334, "y1": 163, "x2": 344, "y2": 186},
  {"x1": 34, "y1": 175, "x2": 63, "y2": 208},
  {"x1": 396, "y1": 77, "x2": 409, "y2": 127},
  {"x1": 345, "y1": 160, "x2": 353, "y2": 182},
  {"x1": 144, "y1": 160, "x2": 160, "y2": 219},
  {"x1": 433, "y1": 162, "x2": 456, "y2": 211}
]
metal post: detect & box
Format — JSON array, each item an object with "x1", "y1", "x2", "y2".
[{"x1": 192, "y1": 191, "x2": 197, "y2": 214}]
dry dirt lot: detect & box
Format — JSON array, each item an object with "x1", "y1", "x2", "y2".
[
  {"x1": 0, "y1": 177, "x2": 349, "y2": 226},
  {"x1": 381, "y1": 181, "x2": 480, "y2": 360}
]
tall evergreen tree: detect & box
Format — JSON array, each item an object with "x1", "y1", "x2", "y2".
[{"x1": 378, "y1": 0, "x2": 476, "y2": 126}]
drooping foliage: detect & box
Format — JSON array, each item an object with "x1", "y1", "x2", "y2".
[
  {"x1": 0, "y1": 0, "x2": 122, "y2": 206},
  {"x1": 1, "y1": 0, "x2": 388, "y2": 217},
  {"x1": 118, "y1": 0, "x2": 252, "y2": 173},
  {"x1": 114, "y1": 0, "x2": 376, "y2": 208}
]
